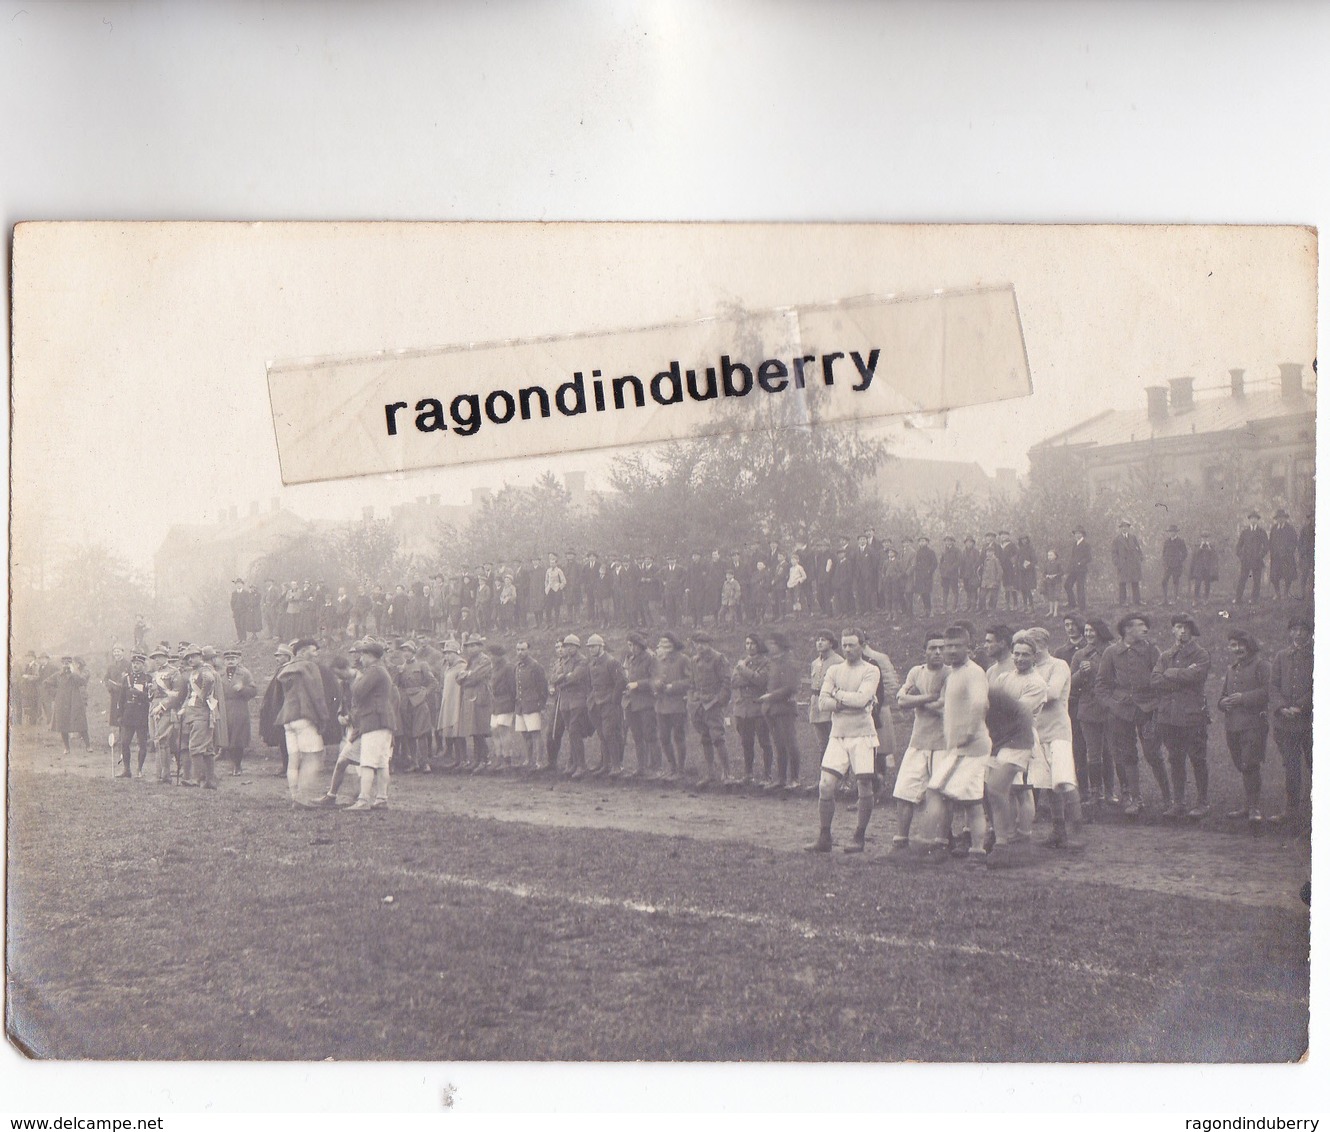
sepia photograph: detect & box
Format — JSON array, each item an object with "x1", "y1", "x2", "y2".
[{"x1": 6, "y1": 221, "x2": 1315, "y2": 1066}]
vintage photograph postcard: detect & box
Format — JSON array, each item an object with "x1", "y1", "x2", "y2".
[{"x1": 7, "y1": 221, "x2": 1314, "y2": 1062}]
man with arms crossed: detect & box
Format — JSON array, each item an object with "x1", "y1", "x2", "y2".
[
  {"x1": 806, "y1": 629, "x2": 881, "y2": 854},
  {"x1": 903, "y1": 626, "x2": 992, "y2": 865},
  {"x1": 1023, "y1": 627, "x2": 1087, "y2": 851},
  {"x1": 891, "y1": 633, "x2": 948, "y2": 853}
]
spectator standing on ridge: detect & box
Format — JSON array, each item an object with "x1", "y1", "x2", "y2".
[
  {"x1": 1235, "y1": 511, "x2": 1269, "y2": 604},
  {"x1": 1160, "y1": 525, "x2": 1188, "y2": 606},
  {"x1": 1111, "y1": 520, "x2": 1144, "y2": 606}
]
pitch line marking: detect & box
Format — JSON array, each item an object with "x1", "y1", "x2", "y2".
[{"x1": 301, "y1": 857, "x2": 1305, "y2": 1009}]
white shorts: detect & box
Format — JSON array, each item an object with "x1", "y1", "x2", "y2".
[
  {"x1": 989, "y1": 746, "x2": 1033, "y2": 773},
  {"x1": 491, "y1": 713, "x2": 515, "y2": 730},
  {"x1": 1029, "y1": 737, "x2": 1077, "y2": 790},
  {"x1": 893, "y1": 747, "x2": 937, "y2": 804},
  {"x1": 927, "y1": 750, "x2": 987, "y2": 803},
  {"x1": 335, "y1": 736, "x2": 360, "y2": 766},
  {"x1": 821, "y1": 734, "x2": 878, "y2": 778},
  {"x1": 284, "y1": 718, "x2": 325, "y2": 755},
  {"x1": 358, "y1": 729, "x2": 393, "y2": 771},
  {"x1": 514, "y1": 712, "x2": 543, "y2": 734}
]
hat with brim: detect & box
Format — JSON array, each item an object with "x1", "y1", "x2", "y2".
[
  {"x1": 291, "y1": 638, "x2": 318, "y2": 654},
  {"x1": 690, "y1": 630, "x2": 713, "y2": 644},
  {"x1": 1170, "y1": 613, "x2": 1200, "y2": 637},
  {"x1": 465, "y1": 633, "x2": 487, "y2": 647},
  {"x1": 627, "y1": 632, "x2": 648, "y2": 649},
  {"x1": 586, "y1": 633, "x2": 605, "y2": 648},
  {"x1": 352, "y1": 638, "x2": 385, "y2": 658},
  {"x1": 274, "y1": 645, "x2": 294, "y2": 660},
  {"x1": 148, "y1": 648, "x2": 169, "y2": 660},
  {"x1": 560, "y1": 634, "x2": 581, "y2": 648},
  {"x1": 660, "y1": 632, "x2": 684, "y2": 650},
  {"x1": 183, "y1": 646, "x2": 203, "y2": 660},
  {"x1": 400, "y1": 640, "x2": 418, "y2": 652}
]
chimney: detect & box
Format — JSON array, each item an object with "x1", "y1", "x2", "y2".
[
  {"x1": 1168, "y1": 376, "x2": 1195, "y2": 413},
  {"x1": 362, "y1": 506, "x2": 374, "y2": 521},
  {"x1": 1146, "y1": 386, "x2": 1169, "y2": 425},
  {"x1": 1279, "y1": 362, "x2": 1304, "y2": 398},
  {"x1": 1229, "y1": 368, "x2": 1245, "y2": 398}
]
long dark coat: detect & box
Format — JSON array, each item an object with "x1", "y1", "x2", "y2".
[
  {"x1": 216, "y1": 664, "x2": 258, "y2": 751},
  {"x1": 48, "y1": 668, "x2": 89, "y2": 734}
]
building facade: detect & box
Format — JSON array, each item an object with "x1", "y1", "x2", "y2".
[{"x1": 1029, "y1": 363, "x2": 1316, "y2": 516}]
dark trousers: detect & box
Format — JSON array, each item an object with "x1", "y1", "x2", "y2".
[
  {"x1": 1111, "y1": 712, "x2": 1168, "y2": 800},
  {"x1": 656, "y1": 711, "x2": 687, "y2": 773},
  {"x1": 812, "y1": 720, "x2": 832, "y2": 759},
  {"x1": 587, "y1": 701, "x2": 624, "y2": 771},
  {"x1": 1156, "y1": 721, "x2": 1209, "y2": 806},
  {"x1": 1064, "y1": 571, "x2": 1087, "y2": 609},
  {"x1": 689, "y1": 700, "x2": 729, "y2": 775},
  {"x1": 768, "y1": 712, "x2": 800, "y2": 785},
  {"x1": 1226, "y1": 726, "x2": 1267, "y2": 811},
  {"x1": 625, "y1": 707, "x2": 660, "y2": 772},
  {"x1": 1161, "y1": 567, "x2": 1184, "y2": 601},
  {"x1": 1117, "y1": 579, "x2": 1142, "y2": 604},
  {"x1": 736, "y1": 716, "x2": 773, "y2": 778},
  {"x1": 119, "y1": 718, "x2": 149, "y2": 772},
  {"x1": 1192, "y1": 577, "x2": 1213, "y2": 601},
  {"x1": 546, "y1": 706, "x2": 586, "y2": 772},
  {"x1": 1236, "y1": 564, "x2": 1264, "y2": 603},
  {"x1": 941, "y1": 578, "x2": 959, "y2": 610},
  {"x1": 1081, "y1": 717, "x2": 1113, "y2": 796},
  {"x1": 1274, "y1": 726, "x2": 1311, "y2": 813}
]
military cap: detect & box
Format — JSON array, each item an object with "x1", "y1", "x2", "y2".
[
  {"x1": 586, "y1": 633, "x2": 605, "y2": 648},
  {"x1": 561, "y1": 634, "x2": 581, "y2": 648}
]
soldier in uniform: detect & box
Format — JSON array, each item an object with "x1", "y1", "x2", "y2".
[
  {"x1": 621, "y1": 632, "x2": 660, "y2": 777},
  {"x1": 585, "y1": 633, "x2": 626, "y2": 775},
  {"x1": 216, "y1": 648, "x2": 258, "y2": 775},
  {"x1": 687, "y1": 631, "x2": 732, "y2": 788},
  {"x1": 395, "y1": 639, "x2": 439, "y2": 772},
  {"x1": 148, "y1": 647, "x2": 182, "y2": 783},
  {"x1": 176, "y1": 645, "x2": 220, "y2": 789},
  {"x1": 116, "y1": 652, "x2": 153, "y2": 778},
  {"x1": 457, "y1": 633, "x2": 494, "y2": 771},
  {"x1": 547, "y1": 634, "x2": 592, "y2": 777}
]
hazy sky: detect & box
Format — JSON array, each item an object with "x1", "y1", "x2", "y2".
[{"x1": 11, "y1": 223, "x2": 1316, "y2": 575}]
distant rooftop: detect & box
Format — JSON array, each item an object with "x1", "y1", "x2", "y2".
[{"x1": 1032, "y1": 365, "x2": 1315, "y2": 453}]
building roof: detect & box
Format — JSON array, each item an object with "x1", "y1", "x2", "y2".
[
  {"x1": 155, "y1": 508, "x2": 309, "y2": 560},
  {"x1": 1032, "y1": 386, "x2": 1315, "y2": 453},
  {"x1": 871, "y1": 456, "x2": 1008, "y2": 503}
]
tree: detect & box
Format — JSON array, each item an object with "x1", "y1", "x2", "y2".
[
  {"x1": 12, "y1": 543, "x2": 153, "y2": 655},
  {"x1": 454, "y1": 472, "x2": 590, "y2": 565},
  {"x1": 590, "y1": 394, "x2": 890, "y2": 553}
]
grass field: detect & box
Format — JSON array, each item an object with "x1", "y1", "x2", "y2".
[{"x1": 6, "y1": 732, "x2": 1310, "y2": 1063}]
